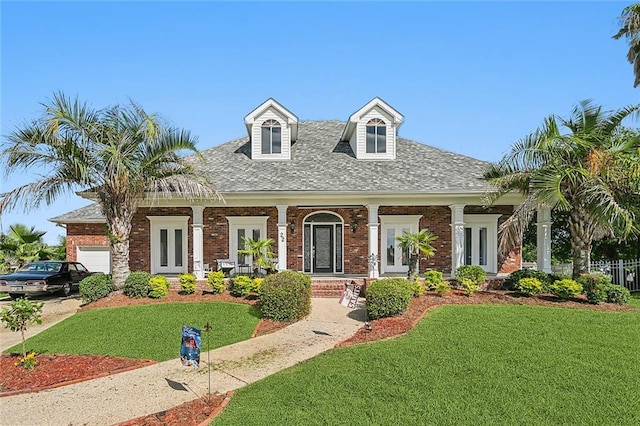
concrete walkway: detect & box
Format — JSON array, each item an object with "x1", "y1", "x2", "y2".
[
  {"x1": 0, "y1": 296, "x2": 82, "y2": 352},
  {"x1": 0, "y1": 298, "x2": 365, "y2": 426}
]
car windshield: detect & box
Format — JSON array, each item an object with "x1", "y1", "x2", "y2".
[{"x1": 18, "y1": 263, "x2": 62, "y2": 273}]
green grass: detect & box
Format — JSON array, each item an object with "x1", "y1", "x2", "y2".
[
  {"x1": 4, "y1": 302, "x2": 260, "y2": 361},
  {"x1": 214, "y1": 304, "x2": 640, "y2": 425},
  {"x1": 630, "y1": 291, "x2": 640, "y2": 308}
]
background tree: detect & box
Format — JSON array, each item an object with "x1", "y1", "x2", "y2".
[
  {"x1": 0, "y1": 224, "x2": 54, "y2": 271},
  {"x1": 613, "y1": 3, "x2": 640, "y2": 87},
  {"x1": 396, "y1": 229, "x2": 437, "y2": 281},
  {"x1": 0, "y1": 93, "x2": 221, "y2": 289},
  {"x1": 485, "y1": 100, "x2": 639, "y2": 278}
]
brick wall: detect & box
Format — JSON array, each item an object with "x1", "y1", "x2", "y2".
[
  {"x1": 66, "y1": 223, "x2": 109, "y2": 261},
  {"x1": 130, "y1": 207, "x2": 193, "y2": 272},
  {"x1": 65, "y1": 204, "x2": 521, "y2": 275}
]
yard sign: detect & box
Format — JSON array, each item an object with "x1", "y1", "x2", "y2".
[
  {"x1": 340, "y1": 281, "x2": 361, "y2": 309},
  {"x1": 180, "y1": 325, "x2": 201, "y2": 368}
]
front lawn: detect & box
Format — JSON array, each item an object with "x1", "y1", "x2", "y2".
[
  {"x1": 4, "y1": 302, "x2": 260, "y2": 361},
  {"x1": 214, "y1": 304, "x2": 640, "y2": 425}
]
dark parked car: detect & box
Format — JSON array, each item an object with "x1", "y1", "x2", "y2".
[{"x1": 0, "y1": 261, "x2": 94, "y2": 299}]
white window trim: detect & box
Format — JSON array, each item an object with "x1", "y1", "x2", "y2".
[
  {"x1": 378, "y1": 215, "x2": 422, "y2": 274},
  {"x1": 463, "y1": 214, "x2": 501, "y2": 273},
  {"x1": 226, "y1": 216, "x2": 269, "y2": 267},
  {"x1": 147, "y1": 216, "x2": 189, "y2": 275}
]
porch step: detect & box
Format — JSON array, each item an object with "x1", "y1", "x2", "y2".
[{"x1": 311, "y1": 279, "x2": 366, "y2": 298}]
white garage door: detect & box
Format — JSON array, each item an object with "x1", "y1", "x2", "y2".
[{"x1": 77, "y1": 246, "x2": 111, "y2": 274}]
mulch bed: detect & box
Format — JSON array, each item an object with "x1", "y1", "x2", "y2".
[
  {"x1": 2, "y1": 288, "x2": 635, "y2": 425},
  {"x1": 0, "y1": 354, "x2": 155, "y2": 396}
]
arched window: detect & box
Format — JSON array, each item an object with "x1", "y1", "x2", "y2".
[
  {"x1": 366, "y1": 118, "x2": 386, "y2": 154},
  {"x1": 261, "y1": 119, "x2": 282, "y2": 154}
]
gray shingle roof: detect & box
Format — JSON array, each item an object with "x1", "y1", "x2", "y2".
[
  {"x1": 49, "y1": 203, "x2": 105, "y2": 223},
  {"x1": 52, "y1": 121, "x2": 493, "y2": 223},
  {"x1": 195, "y1": 120, "x2": 491, "y2": 193}
]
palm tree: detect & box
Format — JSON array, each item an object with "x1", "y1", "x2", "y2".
[
  {"x1": 0, "y1": 93, "x2": 221, "y2": 289},
  {"x1": 396, "y1": 229, "x2": 438, "y2": 281},
  {"x1": 237, "y1": 237, "x2": 276, "y2": 276},
  {"x1": 0, "y1": 224, "x2": 53, "y2": 270},
  {"x1": 613, "y1": 3, "x2": 640, "y2": 87},
  {"x1": 484, "y1": 100, "x2": 640, "y2": 278}
]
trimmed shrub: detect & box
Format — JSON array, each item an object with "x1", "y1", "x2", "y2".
[
  {"x1": 424, "y1": 270, "x2": 443, "y2": 290},
  {"x1": 460, "y1": 278, "x2": 480, "y2": 297},
  {"x1": 230, "y1": 275, "x2": 254, "y2": 297},
  {"x1": 179, "y1": 273, "x2": 197, "y2": 295},
  {"x1": 577, "y1": 273, "x2": 611, "y2": 305},
  {"x1": 606, "y1": 285, "x2": 630, "y2": 305},
  {"x1": 79, "y1": 274, "x2": 114, "y2": 304},
  {"x1": 252, "y1": 277, "x2": 264, "y2": 294},
  {"x1": 504, "y1": 269, "x2": 549, "y2": 291},
  {"x1": 149, "y1": 275, "x2": 170, "y2": 298},
  {"x1": 549, "y1": 279, "x2": 582, "y2": 300},
  {"x1": 515, "y1": 277, "x2": 544, "y2": 296},
  {"x1": 434, "y1": 280, "x2": 451, "y2": 297},
  {"x1": 410, "y1": 278, "x2": 425, "y2": 297},
  {"x1": 124, "y1": 271, "x2": 151, "y2": 298},
  {"x1": 455, "y1": 265, "x2": 486, "y2": 287},
  {"x1": 259, "y1": 271, "x2": 312, "y2": 322},
  {"x1": 206, "y1": 271, "x2": 226, "y2": 294},
  {"x1": 366, "y1": 278, "x2": 413, "y2": 320}
]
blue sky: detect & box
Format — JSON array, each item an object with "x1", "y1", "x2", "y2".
[{"x1": 1, "y1": 1, "x2": 637, "y2": 244}]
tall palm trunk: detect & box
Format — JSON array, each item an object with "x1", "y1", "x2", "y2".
[
  {"x1": 569, "y1": 209, "x2": 592, "y2": 279},
  {"x1": 106, "y1": 211, "x2": 133, "y2": 290}
]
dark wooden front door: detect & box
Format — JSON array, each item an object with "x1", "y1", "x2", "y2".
[{"x1": 313, "y1": 225, "x2": 334, "y2": 273}]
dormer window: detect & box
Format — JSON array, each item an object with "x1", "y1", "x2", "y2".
[
  {"x1": 366, "y1": 118, "x2": 386, "y2": 154},
  {"x1": 341, "y1": 97, "x2": 403, "y2": 160},
  {"x1": 261, "y1": 119, "x2": 282, "y2": 154},
  {"x1": 245, "y1": 98, "x2": 298, "y2": 161}
]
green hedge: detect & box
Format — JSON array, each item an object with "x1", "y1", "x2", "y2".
[
  {"x1": 549, "y1": 279, "x2": 582, "y2": 300},
  {"x1": 124, "y1": 271, "x2": 151, "y2": 298},
  {"x1": 366, "y1": 278, "x2": 413, "y2": 320},
  {"x1": 79, "y1": 274, "x2": 114, "y2": 304},
  {"x1": 179, "y1": 273, "x2": 197, "y2": 294},
  {"x1": 259, "y1": 271, "x2": 312, "y2": 322},
  {"x1": 606, "y1": 285, "x2": 630, "y2": 305},
  {"x1": 577, "y1": 273, "x2": 611, "y2": 305},
  {"x1": 206, "y1": 271, "x2": 226, "y2": 294},
  {"x1": 504, "y1": 269, "x2": 550, "y2": 291},
  {"x1": 230, "y1": 275, "x2": 254, "y2": 297},
  {"x1": 424, "y1": 270, "x2": 443, "y2": 290},
  {"x1": 515, "y1": 277, "x2": 544, "y2": 296},
  {"x1": 455, "y1": 265, "x2": 486, "y2": 286},
  {"x1": 149, "y1": 275, "x2": 170, "y2": 298}
]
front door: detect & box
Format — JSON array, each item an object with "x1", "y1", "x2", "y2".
[{"x1": 313, "y1": 225, "x2": 334, "y2": 273}]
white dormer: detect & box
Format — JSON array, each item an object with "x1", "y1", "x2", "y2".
[
  {"x1": 341, "y1": 97, "x2": 403, "y2": 160},
  {"x1": 244, "y1": 98, "x2": 298, "y2": 160}
]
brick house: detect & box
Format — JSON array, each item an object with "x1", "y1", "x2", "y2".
[{"x1": 51, "y1": 98, "x2": 549, "y2": 279}]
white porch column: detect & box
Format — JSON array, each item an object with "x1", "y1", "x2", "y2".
[
  {"x1": 276, "y1": 205, "x2": 288, "y2": 271},
  {"x1": 367, "y1": 204, "x2": 380, "y2": 279},
  {"x1": 449, "y1": 204, "x2": 466, "y2": 276},
  {"x1": 536, "y1": 205, "x2": 552, "y2": 273},
  {"x1": 191, "y1": 205, "x2": 205, "y2": 279}
]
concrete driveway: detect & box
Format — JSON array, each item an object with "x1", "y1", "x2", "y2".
[{"x1": 0, "y1": 293, "x2": 81, "y2": 352}]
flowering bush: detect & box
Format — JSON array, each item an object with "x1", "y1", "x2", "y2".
[{"x1": 14, "y1": 351, "x2": 37, "y2": 371}]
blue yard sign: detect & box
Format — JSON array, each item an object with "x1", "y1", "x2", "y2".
[{"x1": 180, "y1": 325, "x2": 201, "y2": 368}]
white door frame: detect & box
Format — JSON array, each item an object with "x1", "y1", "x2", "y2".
[
  {"x1": 379, "y1": 215, "x2": 422, "y2": 274},
  {"x1": 147, "y1": 216, "x2": 189, "y2": 275}
]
